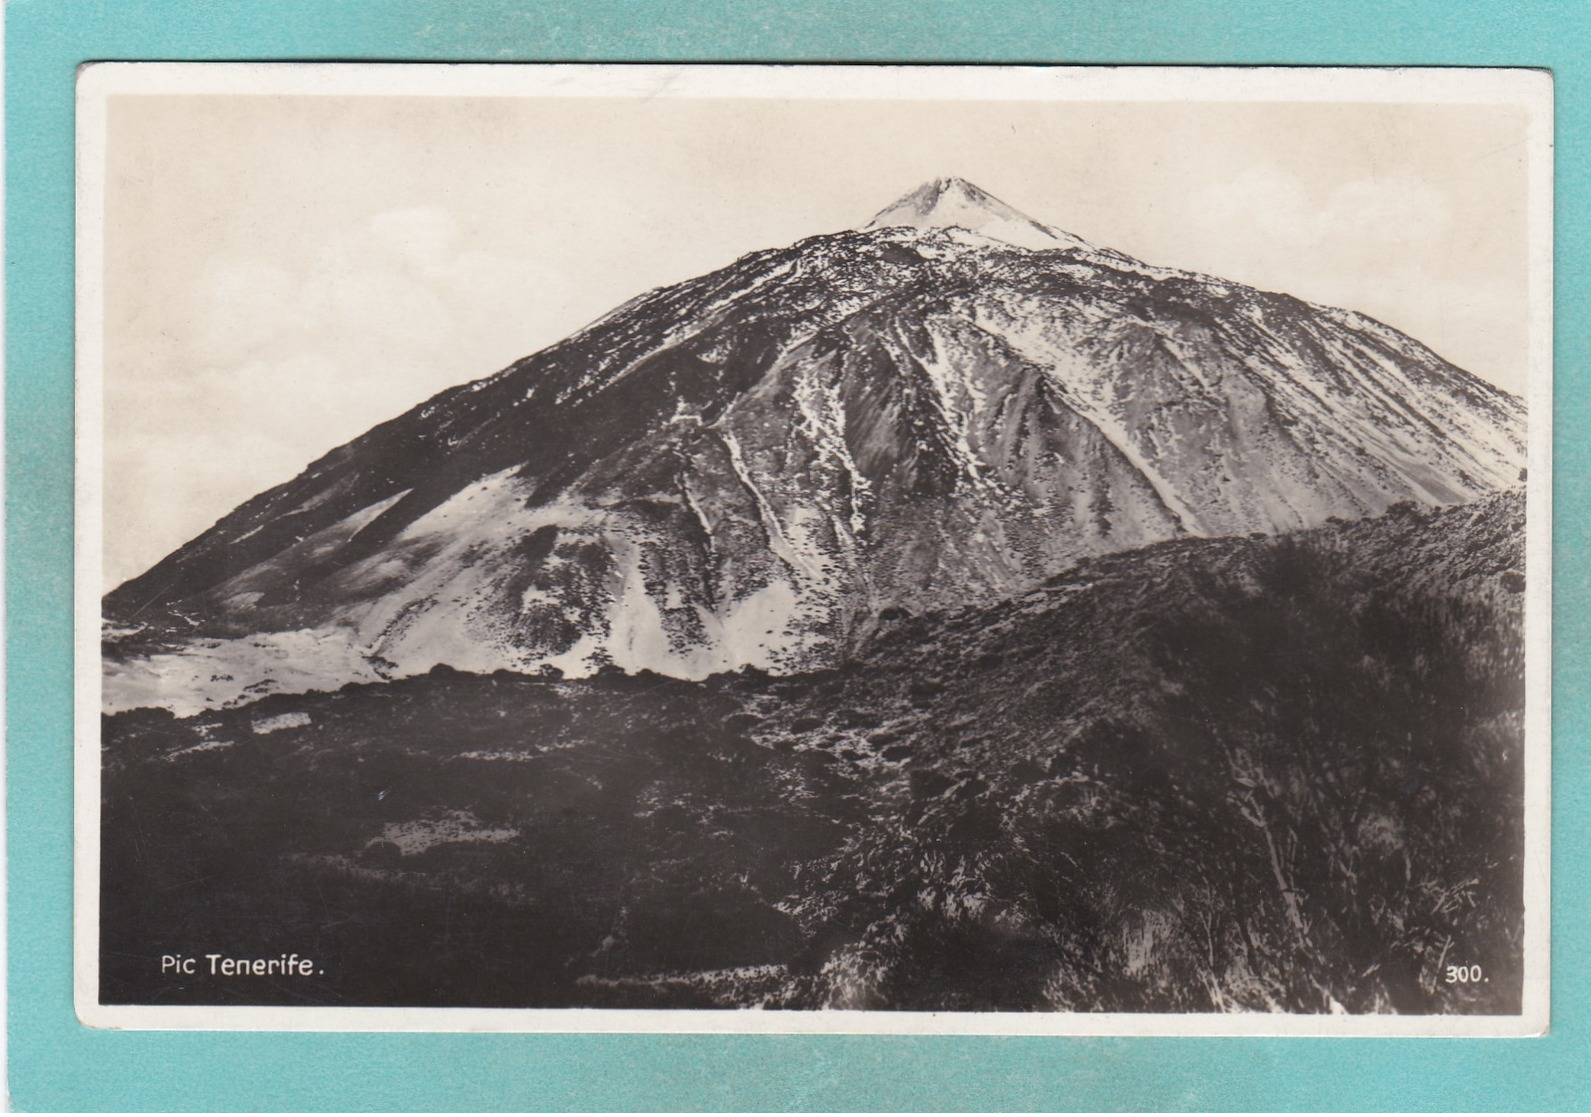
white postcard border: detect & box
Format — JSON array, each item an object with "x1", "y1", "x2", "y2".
[{"x1": 74, "y1": 61, "x2": 1554, "y2": 1036}]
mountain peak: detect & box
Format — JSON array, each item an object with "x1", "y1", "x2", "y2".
[
  {"x1": 107, "y1": 175, "x2": 1527, "y2": 714},
  {"x1": 864, "y1": 177, "x2": 1089, "y2": 251}
]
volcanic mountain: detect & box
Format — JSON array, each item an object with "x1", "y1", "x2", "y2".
[{"x1": 105, "y1": 177, "x2": 1527, "y2": 711}]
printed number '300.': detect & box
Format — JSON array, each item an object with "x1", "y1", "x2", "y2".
[{"x1": 1445, "y1": 964, "x2": 1484, "y2": 984}]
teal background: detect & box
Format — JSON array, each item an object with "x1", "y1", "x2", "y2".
[{"x1": 7, "y1": 0, "x2": 1588, "y2": 1109}]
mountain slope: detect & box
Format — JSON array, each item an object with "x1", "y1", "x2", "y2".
[
  {"x1": 101, "y1": 491, "x2": 1526, "y2": 1011},
  {"x1": 104, "y1": 180, "x2": 1526, "y2": 710}
]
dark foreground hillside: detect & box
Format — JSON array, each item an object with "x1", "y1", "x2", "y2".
[{"x1": 101, "y1": 492, "x2": 1526, "y2": 1013}]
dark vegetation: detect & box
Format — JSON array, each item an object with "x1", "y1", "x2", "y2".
[{"x1": 102, "y1": 492, "x2": 1526, "y2": 1012}]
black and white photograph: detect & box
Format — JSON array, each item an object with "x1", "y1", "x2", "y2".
[{"x1": 76, "y1": 64, "x2": 1551, "y2": 1033}]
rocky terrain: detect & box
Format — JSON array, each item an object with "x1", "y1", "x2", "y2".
[{"x1": 101, "y1": 492, "x2": 1526, "y2": 1012}]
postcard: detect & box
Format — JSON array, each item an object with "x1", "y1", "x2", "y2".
[{"x1": 75, "y1": 62, "x2": 1552, "y2": 1034}]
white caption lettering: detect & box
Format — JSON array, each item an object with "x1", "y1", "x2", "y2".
[{"x1": 160, "y1": 952, "x2": 321, "y2": 977}]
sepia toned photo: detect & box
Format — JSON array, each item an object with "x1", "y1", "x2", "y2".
[{"x1": 75, "y1": 64, "x2": 1551, "y2": 1033}]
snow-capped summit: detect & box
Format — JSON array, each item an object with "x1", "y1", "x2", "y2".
[{"x1": 864, "y1": 176, "x2": 1093, "y2": 251}]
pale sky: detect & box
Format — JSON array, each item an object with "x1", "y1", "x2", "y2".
[{"x1": 100, "y1": 90, "x2": 1533, "y2": 589}]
